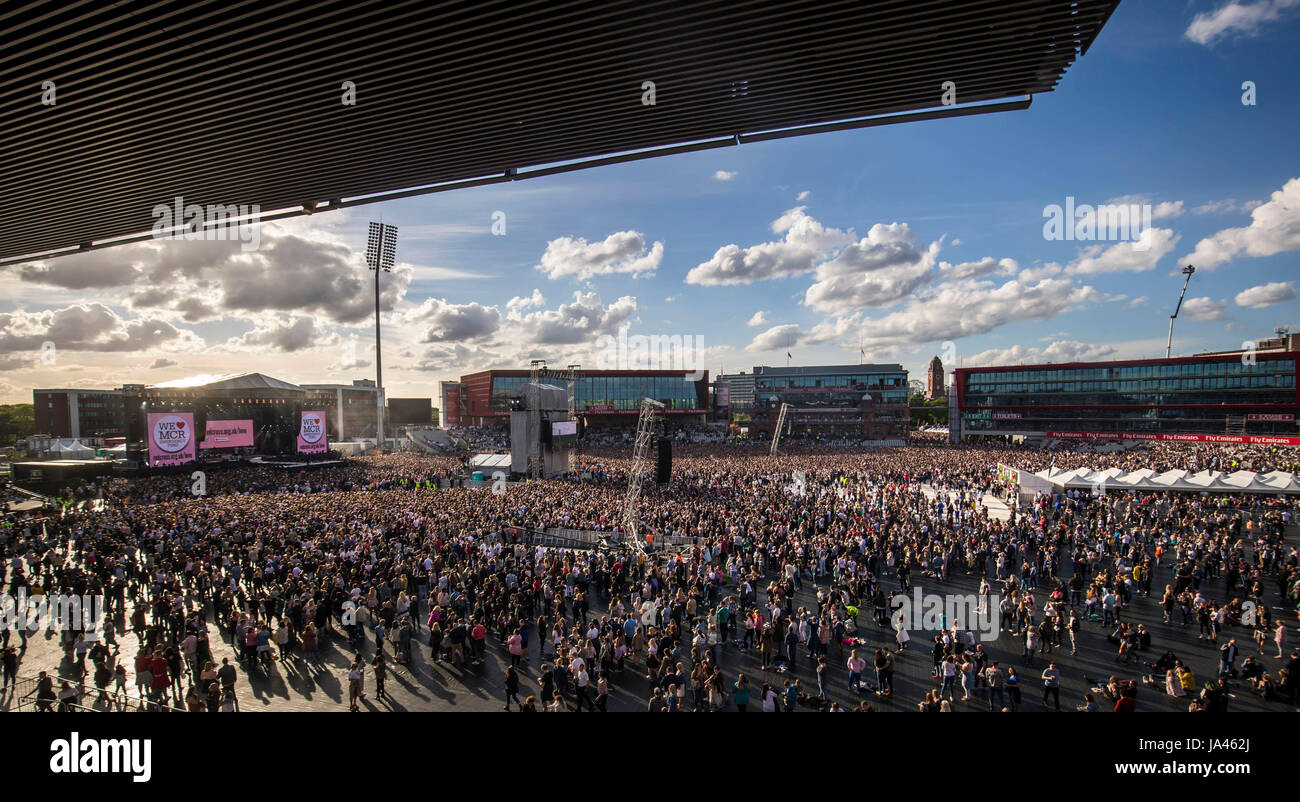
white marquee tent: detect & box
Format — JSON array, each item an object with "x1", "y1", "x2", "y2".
[{"x1": 1023, "y1": 466, "x2": 1300, "y2": 495}]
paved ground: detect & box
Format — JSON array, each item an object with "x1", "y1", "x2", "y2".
[{"x1": 4, "y1": 523, "x2": 1295, "y2": 713}]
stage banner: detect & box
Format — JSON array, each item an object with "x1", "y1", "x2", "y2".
[
  {"x1": 297, "y1": 410, "x2": 328, "y2": 454},
  {"x1": 147, "y1": 412, "x2": 196, "y2": 467},
  {"x1": 199, "y1": 419, "x2": 255, "y2": 449}
]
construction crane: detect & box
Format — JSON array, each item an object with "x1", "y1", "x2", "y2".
[{"x1": 1165, "y1": 265, "x2": 1195, "y2": 358}]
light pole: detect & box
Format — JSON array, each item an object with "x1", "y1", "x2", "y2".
[
  {"x1": 1165, "y1": 265, "x2": 1195, "y2": 359},
  {"x1": 366, "y1": 221, "x2": 398, "y2": 451}
]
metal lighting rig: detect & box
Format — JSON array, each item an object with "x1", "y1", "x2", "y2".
[
  {"x1": 771, "y1": 402, "x2": 792, "y2": 455},
  {"x1": 623, "y1": 398, "x2": 665, "y2": 557}
]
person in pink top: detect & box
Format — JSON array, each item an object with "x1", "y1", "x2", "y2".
[
  {"x1": 507, "y1": 628, "x2": 524, "y2": 667},
  {"x1": 846, "y1": 649, "x2": 867, "y2": 693}
]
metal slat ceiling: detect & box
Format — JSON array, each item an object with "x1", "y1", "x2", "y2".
[{"x1": 0, "y1": 0, "x2": 1121, "y2": 264}]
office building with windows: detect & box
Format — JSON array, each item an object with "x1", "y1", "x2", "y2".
[
  {"x1": 447, "y1": 369, "x2": 709, "y2": 427},
  {"x1": 953, "y1": 351, "x2": 1300, "y2": 444}
]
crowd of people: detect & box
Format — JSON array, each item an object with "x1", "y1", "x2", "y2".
[{"x1": 1, "y1": 438, "x2": 1297, "y2": 713}]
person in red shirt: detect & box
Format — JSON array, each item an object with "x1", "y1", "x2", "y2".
[
  {"x1": 471, "y1": 620, "x2": 487, "y2": 661},
  {"x1": 1114, "y1": 693, "x2": 1136, "y2": 712},
  {"x1": 150, "y1": 649, "x2": 170, "y2": 705}
]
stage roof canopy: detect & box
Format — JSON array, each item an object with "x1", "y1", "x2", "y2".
[{"x1": 0, "y1": 0, "x2": 1120, "y2": 264}]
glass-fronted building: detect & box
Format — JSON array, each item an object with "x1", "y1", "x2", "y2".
[
  {"x1": 746, "y1": 364, "x2": 909, "y2": 440},
  {"x1": 953, "y1": 352, "x2": 1300, "y2": 444},
  {"x1": 451, "y1": 369, "x2": 709, "y2": 426}
]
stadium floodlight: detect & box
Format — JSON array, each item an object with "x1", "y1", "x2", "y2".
[
  {"x1": 1165, "y1": 265, "x2": 1195, "y2": 359},
  {"x1": 366, "y1": 221, "x2": 398, "y2": 451}
]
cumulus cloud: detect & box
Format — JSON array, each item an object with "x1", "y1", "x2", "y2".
[
  {"x1": 405, "y1": 298, "x2": 502, "y2": 343},
  {"x1": 747, "y1": 310, "x2": 768, "y2": 327},
  {"x1": 0, "y1": 303, "x2": 203, "y2": 354},
  {"x1": 534, "y1": 231, "x2": 663, "y2": 281},
  {"x1": 856, "y1": 276, "x2": 1104, "y2": 351},
  {"x1": 1182, "y1": 297, "x2": 1227, "y2": 321},
  {"x1": 965, "y1": 340, "x2": 1119, "y2": 368},
  {"x1": 4, "y1": 224, "x2": 416, "y2": 325},
  {"x1": 1065, "y1": 228, "x2": 1179, "y2": 275},
  {"x1": 413, "y1": 343, "x2": 503, "y2": 373},
  {"x1": 1185, "y1": 0, "x2": 1300, "y2": 44},
  {"x1": 1180, "y1": 177, "x2": 1300, "y2": 268},
  {"x1": 938, "y1": 257, "x2": 1019, "y2": 282},
  {"x1": 685, "y1": 207, "x2": 854, "y2": 285},
  {"x1": 802, "y1": 223, "x2": 940, "y2": 314},
  {"x1": 509, "y1": 291, "x2": 638, "y2": 345},
  {"x1": 149, "y1": 357, "x2": 178, "y2": 369},
  {"x1": 227, "y1": 315, "x2": 337, "y2": 353},
  {"x1": 713, "y1": 170, "x2": 737, "y2": 181},
  {"x1": 1235, "y1": 281, "x2": 1296, "y2": 308},
  {"x1": 796, "y1": 190, "x2": 810, "y2": 202},
  {"x1": 506, "y1": 289, "x2": 546, "y2": 317},
  {"x1": 745, "y1": 323, "x2": 803, "y2": 353}
]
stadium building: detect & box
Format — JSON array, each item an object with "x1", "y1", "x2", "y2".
[
  {"x1": 33, "y1": 388, "x2": 128, "y2": 439},
  {"x1": 301, "y1": 380, "x2": 380, "y2": 441},
  {"x1": 444, "y1": 369, "x2": 709, "y2": 427},
  {"x1": 952, "y1": 348, "x2": 1300, "y2": 445},
  {"x1": 747, "y1": 364, "x2": 910, "y2": 440}
]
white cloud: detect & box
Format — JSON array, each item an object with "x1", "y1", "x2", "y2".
[
  {"x1": 1235, "y1": 281, "x2": 1296, "y2": 308},
  {"x1": 534, "y1": 231, "x2": 663, "y2": 281},
  {"x1": 509, "y1": 291, "x2": 638, "y2": 345},
  {"x1": 745, "y1": 324, "x2": 802, "y2": 353},
  {"x1": 1153, "y1": 201, "x2": 1185, "y2": 220},
  {"x1": 685, "y1": 207, "x2": 854, "y2": 285},
  {"x1": 1128, "y1": 296, "x2": 1148, "y2": 308},
  {"x1": 796, "y1": 190, "x2": 810, "y2": 202},
  {"x1": 1065, "y1": 228, "x2": 1179, "y2": 275},
  {"x1": 747, "y1": 310, "x2": 768, "y2": 327},
  {"x1": 2, "y1": 221, "x2": 416, "y2": 325},
  {"x1": 226, "y1": 315, "x2": 338, "y2": 353},
  {"x1": 1185, "y1": 0, "x2": 1300, "y2": 44},
  {"x1": 0, "y1": 303, "x2": 204, "y2": 355},
  {"x1": 149, "y1": 357, "x2": 178, "y2": 369},
  {"x1": 802, "y1": 223, "x2": 939, "y2": 314},
  {"x1": 938, "y1": 256, "x2": 1018, "y2": 282},
  {"x1": 856, "y1": 276, "x2": 1104, "y2": 350},
  {"x1": 1182, "y1": 296, "x2": 1227, "y2": 321},
  {"x1": 965, "y1": 340, "x2": 1119, "y2": 368},
  {"x1": 1103, "y1": 195, "x2": 1183, "y2": 220},
  {"x1": 1180, "y1": 177, "x2": 1300, "y2": 269},
  {"x1": 404, "y1": 298, "x2": 502, "y2": 342},
  {"x1": 506, "y1": 289, "x2": 545, "y2": 316},
  {"x1": 713, "y1": 170, "x2": 737, "y2": 181},
  {"x1": 1193, "y1": 198, "x2": 1264, "y2": 215}
]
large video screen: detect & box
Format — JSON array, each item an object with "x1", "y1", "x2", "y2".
[{"x1": 551, "y1": 420, "x2": 577, "y2": 437}]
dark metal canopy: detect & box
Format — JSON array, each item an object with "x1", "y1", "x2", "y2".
[{"x1": 0, "y1": 0, "x2": 1120, "y2": 264}]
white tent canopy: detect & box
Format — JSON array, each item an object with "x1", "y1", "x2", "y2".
[{"x1": 1023, "y1": 465, "x2": 1300, "y2": 495}]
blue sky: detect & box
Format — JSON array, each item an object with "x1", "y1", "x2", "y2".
[{"x1": 3, "y1": 0, "x2": 1299, "y2": 403}]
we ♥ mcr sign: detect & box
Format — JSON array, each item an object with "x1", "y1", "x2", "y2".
[
  {"x1": 297, "y1": 410, "x2": 328, "y2": 455},
  {"x1": 147, "y1": 412, "x2": 196, "y2": 467}
]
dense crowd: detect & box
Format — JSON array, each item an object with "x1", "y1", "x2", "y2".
[{"x1": 2, "y1": 439, "x2": 1297, "y2": 713}]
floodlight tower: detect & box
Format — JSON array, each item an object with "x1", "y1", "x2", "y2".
[
  {"x1": 1164, "y1": 265, "x2": 1194, "y2": 359},
  {"x1": 366, "y1": 222, "x2": 398, "y2": 450}
]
